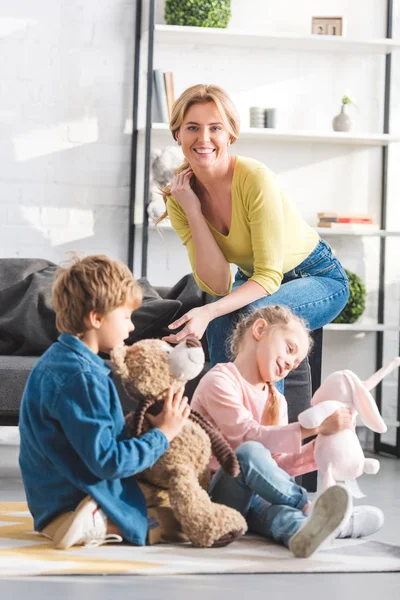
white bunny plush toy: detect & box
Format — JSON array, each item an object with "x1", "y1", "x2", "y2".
[{"x1": 298, "y1": 357, "x2": 399, "y2": 495}]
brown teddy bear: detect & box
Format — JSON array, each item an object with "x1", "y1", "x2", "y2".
[{"x1": 111, "y1": 337, "x2": 247, "y2": 548}]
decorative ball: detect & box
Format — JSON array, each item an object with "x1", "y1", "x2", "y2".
[
  {"x1": 333, "y1": 270, "x2": 366, "y2": 324},
  {"x1": 165, "y1": 0, "x2": 231, "y2": 29}
]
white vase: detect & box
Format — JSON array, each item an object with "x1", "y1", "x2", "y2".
[{"x1": 332, "y1": 104, "x2": 353, "y2": 132}]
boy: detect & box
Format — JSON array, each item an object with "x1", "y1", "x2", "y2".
[{"x1": 19, "y1": 254, "x2": 190, "y2": 549}]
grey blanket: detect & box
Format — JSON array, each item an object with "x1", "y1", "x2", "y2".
[{"x1": 0, "y1": 259, "x2": 58, "y2": 356}]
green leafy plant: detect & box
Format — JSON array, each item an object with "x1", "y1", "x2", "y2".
[
  {"x1": 341, "y1": 90, "x2": 358, "y2": 108},
  {"x1": 165, "y1": 0, "x2": 231, "y2": 28},
  {"x1": 333, "y1": 269, "x2": 366, "y2": 324}
]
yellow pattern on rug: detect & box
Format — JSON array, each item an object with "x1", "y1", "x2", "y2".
[{"x1": 0, "y1": 502, "x2": 159, "y2": 576}]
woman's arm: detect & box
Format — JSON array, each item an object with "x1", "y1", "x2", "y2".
[
  {"x1": 168, "y1": 169, "x2": 231, "y2": 295},
  {"x1": 163, "y1": 278, "x2": 268, "y2": 344},
  {"x1": 185, "y1": 208, "x2": 231, "y2": 295},
  {"x1": 164, "y1": 166, "x2": 284, "y2": 343}
]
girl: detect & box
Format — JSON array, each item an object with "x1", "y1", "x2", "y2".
[{"x1": 191, "y1": 305, "x2": 384, "y2": 557}]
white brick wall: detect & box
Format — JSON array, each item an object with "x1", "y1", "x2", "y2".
[{"x1": 0, "y1": 0, "x2": 134, "y2": 263}]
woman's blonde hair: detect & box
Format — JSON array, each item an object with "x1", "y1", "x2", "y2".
[
  {"x1": 230, "y1": 305, "x2": 313, "y2": 426},
  {"x1": 52, "y1": 254, "x2": 142, "y2": 337},
  {"x1": 157, "y1": 84, "x2": 240, "y2": 224}
]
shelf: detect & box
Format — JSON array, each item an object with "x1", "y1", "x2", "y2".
[
  {"x1": 140, "y1": 220, "x2": 400, "y2": 239},
  {"x1": 145, "y1": 122, "x2": 400, "y2": 147},
  {"x1": 316, "y1": 228, "x2": 400, "y2": 237},
  {"x1": 151, "y1": 25, "x2": 400, "y2": 55},
  {"x1": 324, "y1": 323, "x2": 400, "y2": 332}
]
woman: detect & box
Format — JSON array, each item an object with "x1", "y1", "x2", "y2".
[{"x1": 159, "y1": 84, "x2": 349, "y2": 393}]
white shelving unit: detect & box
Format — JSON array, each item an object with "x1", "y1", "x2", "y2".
[
  {"x1": 150, "y1": 24, "x2": 400, "y2": 55},
  {"x1": 131, "y1": 2, "x2": 400, "y2": 456},
  {"x1": 325, "y1": 323, "x2": 400, "y2": 332},
  {"x1": 145, "y1": 220, "x2": 400, "y2": 238},
  {"x1": 315, "y1": 228, "x2": 400, "y2": 237}
]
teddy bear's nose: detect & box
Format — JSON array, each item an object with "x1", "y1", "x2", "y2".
[{"x1": 185, "y1": 336, "x2": 201, "y2": 349}]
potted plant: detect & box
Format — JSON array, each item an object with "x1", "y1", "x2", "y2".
[
  {"x1": 333, "y1": 269, "x2": 366, "y2": 324},
  {"x1": 332, "y1": 91, "x2": 357, "y2": 132},
  {"x1": 165, "y1": 0, "x2": 231, "y2": 29}
]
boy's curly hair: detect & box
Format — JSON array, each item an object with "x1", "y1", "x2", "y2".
[{"x1": 52, "y1": 254, "x2": 142, "y2": 337}]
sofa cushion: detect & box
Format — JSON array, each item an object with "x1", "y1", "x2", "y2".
[
  {"x1": 126, "y1": 278, "x2": 182, "y2": 344},
  {"x1": 165, "y1": 274, "x2": 208, "y2": 317},
  {"x1": 0, "y1": 259, "x2": 58, "y2": 356},
  {"x1": 0, "y1": 356, "x2": 39, "y2": 418},
  {"x1": 0, "y1": 259, "x2": 183, "y2": 355}
]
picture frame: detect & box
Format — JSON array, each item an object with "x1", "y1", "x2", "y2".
[{"x1": 311, "y1": 16, "x2": 344, "y2": 37}]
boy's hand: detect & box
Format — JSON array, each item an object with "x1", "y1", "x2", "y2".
[{"x1": 146, "y1": 385, "x2": 190, "y2": 442}]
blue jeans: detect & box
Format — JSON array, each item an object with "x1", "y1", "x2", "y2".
[
  {"x1": 209, "y1": 441, "x2": 308, "y2": 547},
  {"x1": 206, "y1": 239, "x2": 349, "y2": 394}
]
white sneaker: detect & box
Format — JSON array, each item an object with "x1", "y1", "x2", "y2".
[
  {"x1": 336, "y1": 505, "x2": 384, "y2": 539},
  {"x1": 289, "y1": 485, "x2": 352, "y2": 558},
  {"x1": 53, "y1": 496, "x2": 123, "y2": 549}
]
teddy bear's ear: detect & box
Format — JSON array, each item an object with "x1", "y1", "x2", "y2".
[
  {"x1": 343, "y1": 371, "x2": 387, "y2": 433},
  {"x1": 110, "y1": 345, "x2": 129, "y2": 380},
  {"x1": 150, "y1": 148, "x2": 162, "y2": 162}
]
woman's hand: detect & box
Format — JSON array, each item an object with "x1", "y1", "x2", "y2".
[
  {"x1": 162, "y1": 305, "x2": 212, "y2": 344},
  {"x1": 170, "y1": 168, "x2": 201, "y2": 216}
]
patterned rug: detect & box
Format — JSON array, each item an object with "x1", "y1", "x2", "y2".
[{"x1": 1, "y1": 502, "x2": 400, "y2": 577}]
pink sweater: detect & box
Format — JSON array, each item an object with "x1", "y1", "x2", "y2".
[{"x1": 191, "y1": 363, "x2": 317, "y2": 476}]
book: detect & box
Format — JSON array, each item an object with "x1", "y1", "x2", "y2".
[
  {"x1": 153, "y1": 69, "x2": 169, "y2": 123},
  {"x1": 318, "y1": 211, "x2": 375, "y2": 220},
  {"x1": 319, "y1": 217, "x2": 374, "y2": 224},
  {"x1": 317, "y1": 222, "x2": 380, "y2": 231},
  {"x1": 164, "y1": 72, "x2": 175, "y2": 120}
]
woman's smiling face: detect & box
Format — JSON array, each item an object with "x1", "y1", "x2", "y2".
[{"x1": 176, "y1": 101, "x2": 231, "y2": 170}]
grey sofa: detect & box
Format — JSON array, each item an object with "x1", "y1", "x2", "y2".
[{"x1": 0, "y1": 259, "x2": 322, "y2": 489}]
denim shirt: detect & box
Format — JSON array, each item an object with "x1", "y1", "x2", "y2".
[{"x1": 18, "y1": 333, "x2": 169, "y2": 545}]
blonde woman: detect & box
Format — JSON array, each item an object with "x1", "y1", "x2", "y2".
[{"x1": 160, "y1": 84, "x2": 349, "y2": 395}]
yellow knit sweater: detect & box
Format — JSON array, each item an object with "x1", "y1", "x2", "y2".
[{"x1": 166, "y1": 156, "x2": 319, "y2": 297}]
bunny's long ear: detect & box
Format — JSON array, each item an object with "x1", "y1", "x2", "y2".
[
  {"x1": 363, "y1": 357, "x2": 400, "y2": 391},
  {"x1": 311, "y1": 371, "x2": 352, "y2": 407},
  {"x1": 343, "y1": 371, "x2": 387, "y2": 433}
]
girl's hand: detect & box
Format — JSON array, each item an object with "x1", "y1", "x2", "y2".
[
  {"x1": 170, "y1": 168, "x2": 201, "y2": 216},
  {"x1": 162, "y1": 305, "x2": 212, "y2": 344},
  {"x1": 318, "y1": 407, "x2": 353, "y2": 436},
  {"x1": 146, "y1": 386, "x2": 190, "y2": 442}
]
